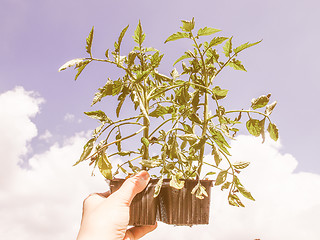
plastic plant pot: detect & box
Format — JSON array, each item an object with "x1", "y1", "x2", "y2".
[
  {"x1": 110, "y1": 178, "x2": 213, "y2": 226},
  {"x1": 157, "y1": 179, "x2": 213, "y2": 226},
  {"x1": 109, "y1": 179, "x2": 159, "y2": 226}
]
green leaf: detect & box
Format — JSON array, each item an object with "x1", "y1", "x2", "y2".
[
  {"x1": 233, "y1": 39, "x2": 262, "y2": 54},
  {"x1": 86, "y1": 26, "x2": 94, "y2": 56},
  {"x1": 98, "y1": 154, "x2": 113, "y2": 179},
  {"x1": 221, "y1": 181, "x2": 231, "y2": 191},
  {"x1": 116, "y1": 92, "x2": 127, "y2": 117},
  {"x1": 237, "y1": 184, "x2": 255, "y2": 201},
  {"x1": 177, "y1": 134, "x2": 198, "y2": 142},
  {"x1": 191, "y1": 90, "x2": 200, "y2": 111},
  {"x1": 206, "y1": 48, "x2": 220, "y2": 63},
  {"x1": 74, "y1": 60, "x2": 90, "y2": 81},
  {"x1": 150, "y1": 51, "x2": 163, "y2": 68},
  {"x1": 180, "y1": 18, "x2": 195, "y2": 32},
  {"x1": 227, "y1": 59, "x2": 247, "y2": 71},
  {"x1": 191, "y1": 182, "x2": 208, "y2": 199},
  {"x1": 209, "y1": 128, "x2": 231, "y2": 155},
  {"x1": 260, "y1": 118, "x2": 266, "y2": 143},
  {"x1": 149, "y1": 105, "x2": 169, "y2": 118},
  {"x1": 118, "y1": 164, "x2": 128, "y2": 174},
  {"x1": 215, "y1": 170, "x2": 228, "y2": 186},
  {"x1": 164, "y1": 32, "x2": 189, "y2": 43},
  {"x1": 170, "y1": 174, "x2": 185, "y2": 189},
  {"x1": 84, "y1": 110, "x2": 111, "y2": 123},
  {"x1": 105, "y1": 49, "x2": 109, "y2": 58},
  {"x1": 91, "y1": 80, "x2": 114, "y2": 106},
  {"x1": 141, "y1": 137, "x2": 149, "y2": 147},
  {"x1": 154, "y1": 176, "x2": 164, "y2": 197},
  {"x1": 212, "y1": 86, "x2": 229, "y2": 100},
  {"x1": 265, "y1": 101, "x2": 277, "y2": 115},
  {"x1": 251, "y1": 95, "x2": 270, "y2": 110},
  {"x1": 74, "y1": 138, "x2": 96, "y2": 166},
  {"x1": 115, "y1": 132, "x2": 122, "y2": 152},
  {"x1": 192, "y1": 136, "x2": 206, "y2": 151},
  {"x1": 133, "y1": 20, "x2": 145, "y2": 46},
  {"x1": 173, "y1": 54, "x2": 190, "y2": 66},
  {"x1": 235, "y1": 177, "x2": 255, "y2": 201},
  {"x1": 233, "y1": 161, "x2": 250, "y2": 169},
  {"x1": 140, "y1": 159, "x2": 162, "y2": 168},
  {"x1": 181, "y1": 123, "x2": 193, "y2": 134},
  {"x1": 115, "y1": 25, "x2": 129, "y2": 52},
  {"x1": 188, "y1": 113, "x2": 202, "y2": 124},
  {"x1": 145, "y1": 47, "x2": 158, "y2": 52},
  {"x1": 223, "y1": 37, "x2": 233, "y2": 57},
  {"x1": 267, "y1": 123, "x2": 279, "y2": 141},
  {"x1": 58, "y1": 58, "x2": 86, "y2": 72},
  {"x1": 246, "y1": 119, "x2": 262, "y2": 137},
  {"x1": 228, "y1": 193, "x2": 245, "y2": 207},
  {"x1": 208, "y1": 37, "x2": 228, "y2": 48},
  {"x1": 198, "y1": 27, "x2": 221, "y2": 36},
  {"x1": 211, "y1": 144, "x2": 222, "y2": 166},
  {"x1": 170, "y1": 68, "x2": 180, "y2": 79},
  {"x1": 205, "y1": 171, "x2": 216, "y2": 177},
  {"x1": 177, "y1": 151, "x2": 187, "y2": 163}
]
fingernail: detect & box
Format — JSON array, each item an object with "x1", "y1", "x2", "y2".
[{"x1": 137, "y1": 170, "x2": 150, "y2": 181}]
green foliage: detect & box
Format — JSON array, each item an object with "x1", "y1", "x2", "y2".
[
  {"x1": 197, "y1": 27, "x2": 221, "y2": 36},
  {"x1": 164, "y1": 32, "x2": 190, "y2": 43},
  {"x1": 84, "y1": 110, "x2": 111, "y2": 123},
  {"x1": 86, "y1": 27, "x2": 94, "y2": 56},
  {"x1": 133, "y1": 20, "x2": 145, "y2": 46},
  {"x1": 154, "y1": 176, "x2": 164, "y2": 197},
  {"x1": 73, "y1": 138, "x2": 96, "y2": 166},
  {"x1": 59, "y1": 18, "x2": 279, "y2": 208},
  {"x1": 58, "y1": 58, "x2": 86, "y2": 72},
  {"x1": 251, "y1": 94, "x2": 270, "y2": 110},
  {"x1": 180, "y1": 18, "x2": 195, "y2": 32},
  {"x1": 234, "y1": 40, "x2": 262, "y2": 55},
  {"x1": 212, "y1": 86, "x2": 228, "y2": 100},
  {"x1": 233, "y1": 161, "x2": 250, "y2": 169},
  {"x1": 223, "y1": 37, "x2": 233, "y2": 57},
  {"x1": 246, "y1": 119, "x2": 262, "y2": 137},
  {"x1": 267, "y1": 123, "x2": 279, "y2": 141},
  {"x1": 170, "y1": 173, "x2": 185, "y2": 189},
  {"x1": 191, "y1": 182, "x2": 208, "y2": 199},
  {"x1": 227, "y1": 59, "x2": 246, "y2": 71},
  {"x1": 115, "y1": 25, "x2": 129, "y2": 53}
]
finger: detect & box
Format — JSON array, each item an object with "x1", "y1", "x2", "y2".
[
  {"x1": 96, "y1": 191, "x2": 111, "y2": 198},
  {"x1": 83, "y1": 191, "x2": 111, "y2": 210},
  {"x1": 112, "y1": 171, "x2": 150, "y2": 205},
  {"x1": 124, "y1": 223, "x2": 157, "y2": 240}
]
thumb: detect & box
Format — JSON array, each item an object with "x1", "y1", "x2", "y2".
[{"x1": 112, "y1": 171, "x2": 150, "y2": 206}]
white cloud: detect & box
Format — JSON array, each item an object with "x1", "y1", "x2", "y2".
[
  {"x1": 0, "y1": 87, "x2": 106, "y2": 240},
  {"x1": 64, "y1": 113, "x2": 75, "y2": 122},
  {"x1": 64, "y1": 113, "x2": 82, "y2": 123},
  {"x1": 0, "y1": 87, "x2": 319, "y2": 240},
  {"x1": 38, "y1": 130, "x2": 53, "y2": 142}
]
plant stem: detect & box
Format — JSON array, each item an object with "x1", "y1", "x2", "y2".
[
  {"x1": 191, "y1": 32, "x2": 208, "y2": 180},
  {"x1": 225, "y1": 109, "x2": 272, "y2": 122},
  {"x1": 87, "y1": 126, "x2": 147, "y2": 161}
]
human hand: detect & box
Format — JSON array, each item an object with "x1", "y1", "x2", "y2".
[{"x1": 77, "y1": 171, "x2": 157, "y2": 240}]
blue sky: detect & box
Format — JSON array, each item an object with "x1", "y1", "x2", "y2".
[
  {"x1": 2, "y1": 0, "x2": 319, "y2": 173},
  {"x1": 1, "y1": 0, "x2": 320, "y2": 239}
]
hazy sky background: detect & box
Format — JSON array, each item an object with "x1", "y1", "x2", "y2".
[{"x1": 1, "y1": 0, "x2": 320, "y2": 239}]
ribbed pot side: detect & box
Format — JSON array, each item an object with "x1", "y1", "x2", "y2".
[
  {"x1": 157, "y1": 179, "x2": 213, "y2": 226},
  {"x1": 109, "y1": 179, "x2": 158, "y2": 226},
  {"x1": 109, "y1": 179, "x2": 213, "y2": 226}
]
